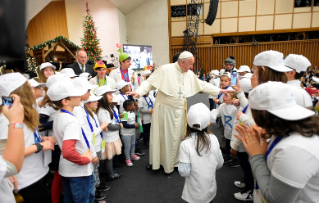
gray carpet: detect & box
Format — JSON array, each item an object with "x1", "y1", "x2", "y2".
[{"x1": 105, "y1": 93, "x2": 244, "y2": 203}]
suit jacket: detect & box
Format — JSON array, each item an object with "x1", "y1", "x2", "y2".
[{"x1": 66, "y1": 63, "x2": 96, "y2": 77}]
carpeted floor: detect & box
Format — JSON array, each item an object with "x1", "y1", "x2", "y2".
[{"x1": 104, "y1": 93, "x2": 245, "y2": 203}]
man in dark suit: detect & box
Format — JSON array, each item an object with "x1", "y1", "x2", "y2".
[{"x1": 66, "y1": 50, "x2": 96, "y2": 77}]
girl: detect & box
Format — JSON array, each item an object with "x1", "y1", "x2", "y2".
[
  {"x1": 38, "y1": 62, "x2": 56, "y2": 83},
  {"x1": 235, "y1": 82, "x2": 319, "y2": 203},
  {"x1": 0, "y1": 73, "x2": 55, "y2": 202},
  {"x1": 89, "y1": 61, "x2": 117, "y2": 89},
  {"x1": 96, "y1": 86, "x2": 123, "y2": 181},
  {"x1": 178, "y1": 103, "x2": 223, "y2": 203}
]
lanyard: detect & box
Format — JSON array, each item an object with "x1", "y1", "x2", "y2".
[
  {"x1": 34, "y1": 130, "x2": 42, "y2": 143},
  {"x1": 111, "y1": 107, "x2": 120, "y2": 124},
  {"x1": 92, "y1": 117, "x2": 103, "y2": 139},
  {"x1": 217, "y1": 86, "x2": 229, "y2": 99},
  {"x1": 97, "y1": 77, "x2": 107, "y2": 86},
  {"x1": 120, "y1": 68, "x2": 129, "y2": 82},
  {"x1": 120, "y1": 93, "x2": 127, "y2": 101},
  {"x1": 242, "y1": 105, "x2": 249, "y2": 114},
  {"x1": 143, "y1": 96, "x2": 153, "y2": 108},
  {"x1": 60, "y1": 109, "x2": 90, "y2": 149},
  {"x1": 256, "y1": 136, "x2": 283, "y2": 189},
  {"x1": 81, "y1": 107, "x2": 103, "y2": 139}
]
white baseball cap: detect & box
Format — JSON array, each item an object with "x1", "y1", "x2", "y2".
[
  {"x1": 60, "y1": 68, "x2": 78, "y2": 78},
  {"x1": 219, "y1": 69, "x2": 225, "y2": 75},
  {"x1": 40, "y1": 62, "x2": 56, "y2": 71},
  {"x1": 79, "y1": 72, "x2": 92, "y2": 80},
  {"x1": 116, "y1": 80, "x2": 131, "y2": 90},
  {"x1": 46, "y1": 74, "x2": 70, "y2": 88},
  {"x1": 221, "y1": 72, "x2": 231, "y2": 78},
  {"x1": 142, "y1": 70, "x2": 151, "y2": 76},
  {"x1": 95, "y1": 86, "x2": 116, "y2": 96},
  {"x1": 240, "y1": 78, "x2": 252, "y2": 93},
  {"x1": 210, "y1": 70, "x2": 219, "y2": 76},
  {"x1": 28, "y1": 79, "x2": 46, "y2": 88},
  {"x1": 0, "y1": 73, "x2": 27, "y2": 97},
  {"x1": 249, "y1": 81, "x2": 314, "y2": 120},
  {"x1": 72, "y1": 77, "x2": 97, "y2": 90},
  {"x1": 312, "y1": 76, "x2": 319, "y2": 83},
  {"x1": 83, "y1": 94, "x2": 102, "y2": 104},
  {"x1": 284, "y1": 54, "x2": 311, "y2": 73},
  {"x1": 47, "y1": 80, "x2": 87, "y2": 101},
  {"x1": 253, "y1": 50, "x2": 291, "y2": 72},
  {"x1": 187, "y1": 103, "x2": 210, "y2": 131},
  {"x1": 237, "y1": 65, "x2": 250, "y2": 73}
]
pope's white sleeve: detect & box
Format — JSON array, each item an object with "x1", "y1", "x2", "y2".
[
  {"x1": 135, "y1": 81, "x2": 155, "y2": 98},
  {"x1": 198, "y1": 79, "x2": 221, "y2": 97}
]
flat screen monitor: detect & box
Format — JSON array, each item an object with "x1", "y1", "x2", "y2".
[{"x1": 123, "y1": 44, "x2": 152, "y2": 70}]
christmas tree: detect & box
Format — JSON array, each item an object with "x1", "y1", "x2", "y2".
[{"x1": 81, "y1": 3, "x2": 102, "y2": 61}]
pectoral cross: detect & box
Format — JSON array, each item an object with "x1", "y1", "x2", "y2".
[{"x1": 177, "y1": 86, "x2": 183, "y2": 99}]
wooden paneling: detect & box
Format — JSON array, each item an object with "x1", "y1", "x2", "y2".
[
  {"x1": 27, "y1": 1, "x2": 69, "y2": 47},
  {"x1": 171, "y1": 40, "x2": 319, "y2": 73}
]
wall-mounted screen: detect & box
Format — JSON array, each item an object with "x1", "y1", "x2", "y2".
[{"x1": 123, "y1": 44, "x2": 152, "y2": 69}]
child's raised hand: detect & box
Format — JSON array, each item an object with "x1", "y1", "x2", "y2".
[
  {"x1": 237, "y1": 111, "x2": 243, "y2": 120},
  {"x1": 2, "y1": 94, "x2": 24, "y2": 123},
  {"x1": 134, "y1": 123, "x2": 139, "y2": 128},
  {"x1": 81, "y1": 149, "x2": 93, "y2": 162},
  {"x1": 214, "y1": 99, "x2": 219, "y2": 104},
  {"x1": 232, "y1": 98, "x2": 239, "y2": 106},
  {"x1": 92, "y1": 156, "x2": 99, "y2": 165},
  {"x1": 100, "y1": 121, "x2": 108, "y2": 131},
  {"x1": 119, "y1": 114, "x2": 124, "y2": 118}
]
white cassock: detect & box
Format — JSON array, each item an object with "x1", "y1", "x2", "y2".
[{"x1": 135, "y1": 62, "x2": 221, "y2": 173}]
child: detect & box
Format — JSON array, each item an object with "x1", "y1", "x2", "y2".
[
  {"x1": 89, "y1": 61, "x2": 117, "y2": 89},
  {"x1": 29, "y1": 79, "x2": 46, "y2": 112},
  {"x1": 38, "y1": 62, "x2": 56, "y2": 83},
  {"x1": 49, "y1": 81, "x2": 95, "y2": 203},
  {"x1": 138, "y1": 92, "x2": 154, "y2": 147},
  {"x1": 178, "y1": 103, "x2": 223, "y2": 203},
  {"x1": 211, "y1": 92, "x2": 238, "y2": 164},
  {"x1": 96, "y1": 86, "x2": 123, "y2": 180},
  {"x1": 121, "y1": 100, "x2": 140, "y2": 166},
  {"x1": 116, "y1": 80, "x2": 131, "y2": 115},
  {"x1": 208, "y1": 70, "x2": 220, "y2": 110}
]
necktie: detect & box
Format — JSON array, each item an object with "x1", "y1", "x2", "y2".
[{"x1": 81, "y1": 64, "x2": 85, "y2": 72}]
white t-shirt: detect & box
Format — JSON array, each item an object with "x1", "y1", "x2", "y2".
[
  {"x1": 117, "y1": 93, "x2": 129, "y2": 114},
  {"x1": 138, "y1": 95, "x2": 155, "y2": 124},
  {"x1": 97, "y1": 107, "x2": 120, "y2": 143},
  {"x1": 179, "y1": 133, "x2": 222, "y2": 203},
  {"x1": 0, "y1": 156, "x2": 15, "y2": 203},
  {"x1": 17, "y1": 127, "x2": 49, "y2": 190},
  {"x1": 39, "y1": 105, "x2": 59, "y2": 137},
  {"x1": 267, "y1": 133, "x2": 319, "y2": 202},
  {"x1": 120, "y1": 111, "x2": 136, "y2": 136},
  {"x1": 0, "y1": 114, "x2": 9, "y2": 140},
  {"x1": 90, "y1": 113, "x2": 103, "y2": 153},
  {"x1": 210, "y1": 103, "x2": 237, "y2": 139},
  {"x1": 53, "y1": 112, "x2": 93, "y2": 177}
]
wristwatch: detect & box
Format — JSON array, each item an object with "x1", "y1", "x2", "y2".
[
  {"x1": 33, "y1": 142, "x2": 43, "y2": 153},
  {"x1": 8, "y1": 122, "x2": 24, "y2": 129}
]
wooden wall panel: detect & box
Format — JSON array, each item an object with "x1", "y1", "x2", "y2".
[
  {"x1": 27, "y1": 1, "x2": 69, "y2": 47},
  {"x1": 171, "y1": 40, "x2": 319, "y2": 73}
]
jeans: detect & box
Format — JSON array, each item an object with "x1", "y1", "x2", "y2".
[
  {"x1": 209, "y1": 98, "x2": 216, "y2": 110},
  {"x1": 19, "y1": 175, "x2": 51, "y2": 203},
  {"x1": 237, "y1": 152, "x2": 254, "y2": 191},
  {"x1": 142, "y1": 123, "x2": 151, "y2": 146},
  {"x1": 122, "y1": 134, "x2": 136, "y2": 160},
  {"x1": 62, "y1": 174, "x2": 96, "y2": 203}
]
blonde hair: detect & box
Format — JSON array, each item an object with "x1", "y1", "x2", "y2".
[
  {"x1": 12, "y1": 82, "x2": 39, "y2": 130},
  {"x1": 38, "y1": 66, "x2": 55, "y2": 83}
]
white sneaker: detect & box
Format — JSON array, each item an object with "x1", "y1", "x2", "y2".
[
  {"x1": 234, "y1": 181, "x2": 246, "y2": 188},
  {"x1": 234, "y1": 190, "x2": 253, "y2": 201}
]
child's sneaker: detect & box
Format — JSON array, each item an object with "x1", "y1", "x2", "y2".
[
  {"x1": 223, "y1": 156, "x2": 232, "y2": 164},
  {"x1": 234, "y1": 180, "x2": 246, "y2": 188},
  {"x1": 126, "y1": 159, "x2": 133, "y2": 166},
  {"x1": 234, "y1": 190, "x2": 253, "y2": 201},
  {"x1": 131, "y1": 154, "x2": 140, "y2": 161}
]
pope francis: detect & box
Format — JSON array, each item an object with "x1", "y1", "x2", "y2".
[{"x1": 130, "y1": 51, "x2": 230, "y2": 173}]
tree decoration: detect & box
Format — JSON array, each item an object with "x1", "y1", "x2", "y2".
[
  {"x1": 29, "y1": 36, "x2": 80, "y2": 51},
  {"x1": 80, "y1": 2, "x2": 102, "y2": 62}
]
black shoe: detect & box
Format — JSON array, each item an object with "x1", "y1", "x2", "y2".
[
  {"x1": 223, "y1": 156, "x2": 232, "y2": 164},
  {"x1": 143, "y1": 144, "x2": 149, "y2": 149},
  {"x1": 135, "y1": 148, "x2": 145, "y2": 156},
  {"x1": 107, "y1": 172, "x2": 122, "y2": 181},
  {"x1": 138, "y1": 137, "x2": 143, "y2": 142},
  {"x1": 113, "y1": 163, "x2": 123, "y2": 168},
  {"x1": 228, "y1": 160, "x2": 240, "y2": 168},
  {"x1": 97, "y1": 184, "x2": 110, "y2": 192},
  {"x1": 94, "y1": 190, "x2": 106, "y2": 201},
  {"x1": 146, "y1": 164, "x2": 152, "y2": 170}
]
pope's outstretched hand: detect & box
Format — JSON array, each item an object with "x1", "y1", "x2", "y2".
[{"x1": 128, "y1": 92, "x2": 139, "y2": 98}]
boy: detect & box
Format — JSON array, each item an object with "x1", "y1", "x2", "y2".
[
  {"x1": 138, "y1": 92, "x2": 154, "y2": 147},
  {"x1": 116, "y1": 80, "x2": 131, "y2": 115},
  {"x1": 49, "y1": 81, "x2": 95, "y2": 203}
]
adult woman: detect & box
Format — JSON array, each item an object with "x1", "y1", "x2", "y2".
[{"x1": 235, "y1": 81, "x2": 319, "y2": 203}]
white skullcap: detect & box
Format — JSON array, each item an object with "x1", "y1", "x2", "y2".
[{"x1": 178, "y1": 51, "x2": 193, "y2": 60}]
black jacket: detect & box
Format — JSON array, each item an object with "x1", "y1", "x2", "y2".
[{"x1": 66, "y1": 63, "x2": 96, "y2": 77}]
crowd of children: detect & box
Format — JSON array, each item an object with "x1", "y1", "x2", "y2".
[{"x1": 1, "y1": 49, "x2": 319, "y2": 203}]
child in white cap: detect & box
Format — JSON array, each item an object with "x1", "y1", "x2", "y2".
[
  {"x1": 235, "y1": 81, "x2": 319, "y2": 203},
  {"x1": 237, "y1": 65, "x2": 252, "y2": 79},
  {"x1": 96, "y1": 86, "x2": 123, "y2": 181},
  {"x1": 49, "y1": 81, "x2": 95, "y2": 203},
  {"x1": 38, "y1": 62, "x2": 56, "y2": 83},
  {"x1": 208, "y1": 70, "x2": 220, "y2": 110},
  {"x1": 28, "y1": 78, "x2": 46, "y2": 112},
  {"x1": 0, "y1": 73, "x2": 55, "y2": 202},
  {"x1": 116, "y1": 80, "x2": 131, "y2": 115},
  {"x1": 60, "y1": 68, "x2": 78, "y2": 79},
  {"x1": 178, "y1": 103, "x2": 223, "y2": 203}
]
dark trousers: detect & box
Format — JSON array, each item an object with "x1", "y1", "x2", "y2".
[
  {"x1": 218, "y1": 120, "x2": 226, "y2": 149},
  {"x1": 237, "y1": 152, "x2": 254, "y2": 191},
  {"x1": 19, "y1": 175, "x2": 51, "y2": 203},
  {"x1": 225, "y1": 138, "x2": 231, "y2": 156},
  {"x1": 142, "y1": 123, "x2": 151, "y2": 146},
  {"x1": 209, "y1": 98, "x2": 216, "y2": 110}
]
